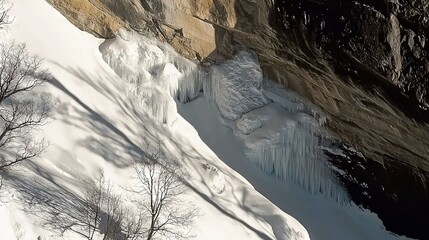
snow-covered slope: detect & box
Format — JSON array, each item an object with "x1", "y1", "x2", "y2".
[
  {"x1": 0, "y1": 0, "x2": 413, "y2": 240},
  {"x1": 1, "y1": 1, "x2": 308, "y2": 239}
]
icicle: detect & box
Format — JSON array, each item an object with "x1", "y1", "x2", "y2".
[
  {"x1": 236, "y1": 103, "x2": 347, "y2": 203},
  {"x1": 127, "y1": 84, "x2": 178, "y2": 126}
]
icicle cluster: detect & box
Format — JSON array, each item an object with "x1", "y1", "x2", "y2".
[
  {"x1": 99, "y1": 29, "x2": 204, "y2": 125},
  {"x1": 237, "y1": 104, "x2": 347, "y2": 202},
  {"x1": 216, "y1": 53, "x2": 346, "y2": 202},
  {"x1": 127, "y1": 84, "x2": 177, "y2": 125}
]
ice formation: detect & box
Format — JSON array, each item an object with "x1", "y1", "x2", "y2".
[
  {"x1": 236, "y1": 103, "x2": 346, "y2": 201},
  {"x1": 100, "y1": 29, "x2": 204, "y2": 125},
  {"x1": 100, "y1": 29, "x2": 346, "y2": 201},
  {"x1": 128, "y1": 83, "x2": 178, "y2": 125},
  {"x1": 205, "y1": 51, "x2": 270, "y2": 120}
]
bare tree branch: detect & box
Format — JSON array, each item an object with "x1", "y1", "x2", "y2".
[
  {"x1": 0, "y1": 0, "x2": 12, "y2": 30},
  {"x1": 0, "y1": 42, "x2": 51, "y2": 173},
  {"x1": 102, "y1": 180, "x2": 124, "y2": 240},
  {"x1": 129, "y1": 143, "x2": 198, "y2": 240},
  {"x1": 83, "y1": 173, "x2": 105, "y2": 240},
  {"x1": 82, "y1": 173, "x2": 143, "y2": 240},
  {"x1": 121, "y1": 208, "x2": 145, "y2": 240}
]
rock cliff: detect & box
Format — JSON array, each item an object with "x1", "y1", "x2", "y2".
[{"x1": 47, "y1": 0, "x2": 429, "y2": 238}]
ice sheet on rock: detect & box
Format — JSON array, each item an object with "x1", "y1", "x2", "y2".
[
  {"x1": 155, "y1": 62, "x2": 182, "y2": 96},
  {"x1": 206, "y1": 51, "x2": 270, "y2": 120},
  {"x1": 264, "y1": 81, "x2": 327, "y2": 125},
  {"x1": 201, "y1": 51, "x2": 341, "y2": 200},
  {"x1": 293, "y1": 112, "x2": 322, "y2": 133},
  {"x1": 236, "y1": 103, "x2": 347, "y2": 202}
]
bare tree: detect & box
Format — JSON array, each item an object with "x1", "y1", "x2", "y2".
[
  {"x1": 0, "y1": 43, "x2": 51, "y2": 172},
  {"x1": 121, "y1": 209, "x2": 145, "y2": 240},
  {"x1": 83, "y1": 173, "x2": 132, "y2": 240},
  {"x1": 131, "y1": 145, "x2": 198, "y2": 240},
  {"x1": 0, "y1": 0, "x2": 12, "y2": 29},
  {"x1": 79, "y1": 145, "x2": 198, "y2": 240},
  {"x1": 103, "y1": 181, "x2": 124, "y2": 240},
  {"x1": 83, "y1": 173, "x2": 104, "y2": 240},
  {"x1": 0, "y1": 0, "x2": 51, "y2": 190}
]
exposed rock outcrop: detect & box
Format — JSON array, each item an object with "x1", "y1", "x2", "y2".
[
  {"x1": 47, "y1": 0, "x2": 429, "y2": 238},
  {"x1": 47, "y1": 0, "x2": 127, "y2": 38}
]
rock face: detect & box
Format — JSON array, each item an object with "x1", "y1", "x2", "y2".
[
  {"x1": 273, "y1": 0, "x2": 429, "y2": 110},
  {"x1": 269, "y1": 2, "x2": 429, "y2": 237},
  {"x1": 47, "y1": 0, "x2": 429, "y2": 238},
  {"x1": 47, "y1": 0, "x2": 127, "y2": 38}
]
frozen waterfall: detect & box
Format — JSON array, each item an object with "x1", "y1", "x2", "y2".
[{"x1": 100, "y1": 29, "x2": 348, "y2": 202}]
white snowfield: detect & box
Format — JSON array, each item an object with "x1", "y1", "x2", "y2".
[{"x1": 0, "y1": 0, "x2": 413, "y2": 240}]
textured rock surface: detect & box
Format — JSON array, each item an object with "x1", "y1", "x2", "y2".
[
  {"x1": 47, "y1": 0, "x2": 429, "y2": 238},
  {"x1": 46, "y1": 0, "x2": 127, "y2": 38}
]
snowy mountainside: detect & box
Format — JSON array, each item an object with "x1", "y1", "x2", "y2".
[
  {"x1": 1, "y1": 0, "x2": 309, "y2": 239},
  {"x1": 0, "y1": 0, "x2": 414, "y2": 240}
]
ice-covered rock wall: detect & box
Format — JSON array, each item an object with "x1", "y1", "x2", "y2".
[
  {"x1": 100, "y1": 29, "x2": 346, "y2": 201},
  {"x1": 207, "y1": 52, "x2": 346, "y2": 201}
]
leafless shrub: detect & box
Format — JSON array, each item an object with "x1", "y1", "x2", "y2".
[
  {"x1": 103, "y1": 182, "x2": 124, "y2": 240},
  {"x1": 83, "y1": 173, "x2": 104, "y2": 240},
  {"x1": 129, "y1": 144, "x2": 199, "y2": 240}
]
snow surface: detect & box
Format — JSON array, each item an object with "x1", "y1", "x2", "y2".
[
  {"x1": 0, "y1": 0, "x2": 413, "y2": 239},
  {"x1": 177, "y1": 97, "x2": 411, "y2": 240}
]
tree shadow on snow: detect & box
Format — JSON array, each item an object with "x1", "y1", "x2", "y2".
[
  {"x1": 47, "y1": 76, "x2": 146, "y2": 168},
  {"x1": 6, "y1": 164, "x2": 88, "y2": 237},
  {"x1": 6, "y1": 161, "x2": 126, "y2": 239},
  {"x1": 46, "y1": 63, "x2": 186, "y2": 168},
  {"x1": 43, "y1": 61, "x2": 284, "y2": 239}
]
